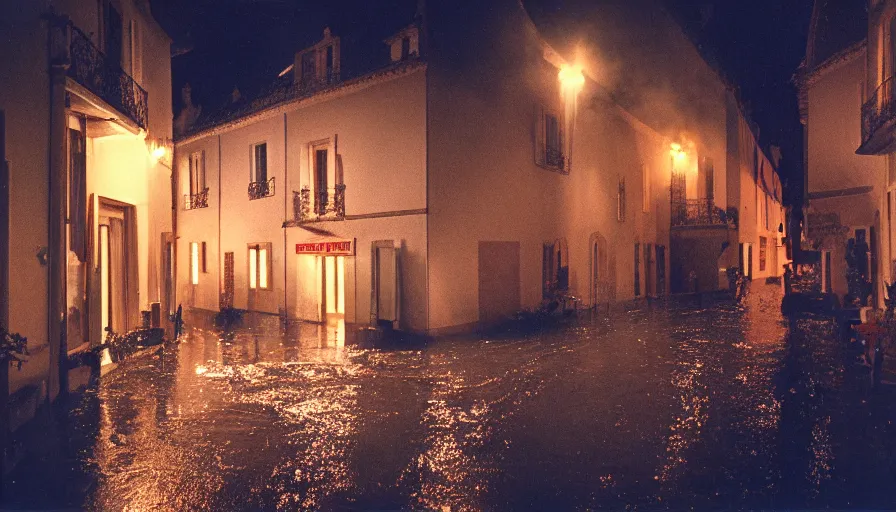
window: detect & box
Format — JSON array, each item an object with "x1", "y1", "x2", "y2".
[
  {"x1": 249, "y1": 143, "x2": 273, "y2": 200},
  {"x1": 634, "y1": 243, "x2": 641, "y2": 296},
  {"x1": 536, "y1": 107, "x2": 564, "y2": 171},
  {"x1": 314, "y1": 145, "x2": 328, "y2": 214},
  {"x1": 642, "y1": 164, "x2": 651, "y2": 213},
  {"x1": 189, "y1": 151, "x2": 206, "y2": 196},
  {"x1": 128, "y1": 19, "x2": 143, "y2": 84},
  {"x1": 201, "y1": 241, "x2": 207, "y2": 273},
  {"x1": 617, "y1": 177, "x2": 626, "y2": 222},
  {"x1": 251, "y1": 143, "x2": 267, "y2": 183},
  {"x1": 759, "y1": 237, "x2": 767, "y2": 272},
  {"x1": 248, "y1": 243, "x2": 272, "y2": 290},
  {"x1": 701, "y1": 157, "x2": 714, "y2": 200},
  {"x1": 764, "y1": 192, "x2": 770, "y2": 230},
  {"x1": 190, "y1": 242, "x2": 199, "y2": 285},
  {"x1": 401, "y1": 37, "x2": 410, "y2": 60},
  {"x1": 545, "y1": 113, "x2": 562, "y2": 167}
]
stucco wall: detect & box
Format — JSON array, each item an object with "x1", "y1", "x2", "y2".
[
  {"x1": 0, "y1": 1, "x2": 51, "y2": 357},
  {"x1": 176, "y1": 69, "x2": 428, "y2": 330}
]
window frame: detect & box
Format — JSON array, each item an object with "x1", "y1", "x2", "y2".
[
  {"x1": 250, "y1": 142, "x2": 268, "y2": 184},
  {"x1": 247, "y1": 242, "x2": 273, "y2": 291},
  {"x1": 190, "y1": 242, "x2": 199, "y2": 285},
  {"x1": 189, "y1": 150, "x2": 206, "y2": 196},
  {"x1": 617, "y1": 177, "x2": 626, "y2": 222}
]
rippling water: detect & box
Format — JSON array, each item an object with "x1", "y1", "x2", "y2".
[{"x1": 7, "y1": 285, "x2": 896, "y2": 510}]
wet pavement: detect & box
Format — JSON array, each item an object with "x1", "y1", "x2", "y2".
[{"x1": 5, "y1": 285, "x2": 896, "y2": 511}]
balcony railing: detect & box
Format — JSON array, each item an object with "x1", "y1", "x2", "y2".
[
  {"x1": 248, "y1": 177, "x2": 275, "y2": 200},
  {"x1": 545, "y1": 146, "x2": 565, "y2": 169},
  {"x1": 293, "y1": 184, "x2": 346, "y2": 223},
  {"x1": 67, "y1": 23, "x2": 148, "y2": 129},
  {"x1": 297, "y1": 69, "x2": 341, "y2": 94},
  {"x1": 860, "y1": 75, "x2": 896, "y2": 153},
  {"x1": 184, "y1": 188, "x2": 209, "y2": 210},
  {"x1": 671, "y1": 199, "x2": 732, "y2": 227}
]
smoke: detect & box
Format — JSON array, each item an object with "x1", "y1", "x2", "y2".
[{"x1": 525, "y1": 0, "x2": 731, "y2": 153}]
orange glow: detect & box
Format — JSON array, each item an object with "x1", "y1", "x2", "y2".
[
  {"x1": 669, "y1": 142, "x2": 686, "y2": 162},
  {"x1": 558, "y1": 63, "x2": 585, "y2": 92}
]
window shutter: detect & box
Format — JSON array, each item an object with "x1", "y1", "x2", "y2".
[
  {"x1": 559, "y1": 117, "x2": 565, "y2": 172},
  {"x1": 200, "y1": 150, "x2": 207, "y2": 191},
  {"x1": 535, "y1": 105, "x2": 545, "y2": 166},
  {"x1": 330, "y1": 134, "x2": 338, "y2": 186}
]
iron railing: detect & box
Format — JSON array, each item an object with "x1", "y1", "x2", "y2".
[
  {"x1": 248, "y1": 177, "x2": 275, "y2": 200},
  {"x1": 184, "y1": 188, "x2": 209, "y2": 210},
  {"x1": 294, "y1": 184, "x2": 346, "y2": 223},
  {"x1": 545, "y1": 146, "x2": 565, "y2": 169},
  {"x1": 67, "y1": 23, "x2": 148, "y2": 129},
  {"x1": 297, "y1": 69, "x2": 341, "y2": 95},
  {"x1": 671, "y1": 199, "x2": 730, "y2": 227},
  {"x1": 861, "y1": 75, "x2": 896, "y2": 148}
]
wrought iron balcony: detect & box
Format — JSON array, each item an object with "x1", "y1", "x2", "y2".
[
  {"x1": 296, "y1": 69, "x2": 341, "y2": 95},
  {"x1": 248, "y1": 177, "x2": 275, "y2": 200},
  {"x1": 545, "y1": 146, "x2": 565, "y2": 169},
  {"x1": 67, "y1": 23, "x2": 148, "y2": 129},
  {"x1": 859, "y1": 75, "x2": 896, "y2": 154},
  {"x1": 184, "y1": 188, "x2": 209, "y2": 210},
  {"x1": 671, "y1": 199, "x2": 732, "y2": 227},
  {"x1": 294, "y1": 184, "x2": 346, "y2": 223}
]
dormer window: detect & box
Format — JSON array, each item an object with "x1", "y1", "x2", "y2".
[
  {"x1": 385, "y1": 25, "x2": 419, "y2": 63},
  {"x1": 295, "y1": 28, "x2": 340, "y2": 90}
]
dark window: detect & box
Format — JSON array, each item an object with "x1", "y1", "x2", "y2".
[
  {"x1": 542, "y1": 243, "x2": 554, "y2": 299},
  {"x1": 69, "y1": 127, "x2": 87, "y2": 261},
  {"x1": 253, "y1": 143, "x2": 267, "y2": 183},
  {"x1": 401, "y1": 37, "x2": 410, "y2": 60},
  {"x1": 315, "y1": 148, "x2": 328, "y2": 214},
  {"x1": 634, "y1": 243, "x2": 641, "y2": 296},
  {"x1": 201, "y1": 241, "x2": 207, "y2": 273},
  {"x1": 301, "y1": 51, "x2": 316, "y2": 83},
  {"x1": 105, "y1": 3, "x2": 123, "y2": 67},
  {"x1": 545, "y1": 114, "x2": 561, "y2": 167},
  {"x1": 759, "y1": 236, "x2": 767, "y2": 272},
  {"x1": 617, "y1": 178, "x2": 626, "y2": 222}
]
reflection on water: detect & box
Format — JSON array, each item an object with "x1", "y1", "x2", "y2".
[{"x1": 6, "y1": 285, "x2": 896, "y2": 510}]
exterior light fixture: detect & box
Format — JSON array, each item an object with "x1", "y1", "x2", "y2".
[
  {"x1": 669, "y1": 142, "x2": 687, "y2": 163},
  {"x1": 558, "y1": 63, "x2": 585, "y2": 93},
  {"x1": 151, "y1": 145, "x2": 167, "y2": 161}
]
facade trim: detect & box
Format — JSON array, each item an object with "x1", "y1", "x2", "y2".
[{"x1": 807, "y1": 185, "x2": 875, "y2": 200}]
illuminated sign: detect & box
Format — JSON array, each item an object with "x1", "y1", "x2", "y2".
[{"x1": 296, "y1": 239, "x2": 354, "y2": 256}]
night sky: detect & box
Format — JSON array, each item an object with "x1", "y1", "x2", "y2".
[{"x1": 153, "y1": 0, "x2": 815, "y2": 205}]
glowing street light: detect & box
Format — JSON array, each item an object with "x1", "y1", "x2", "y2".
[
  {"x1": 558, "y1": 63, "x2": 585, "y2": 93},
  {"x1": 669, "y1": 142, "x2": 687, "y2": 163},
  {"x1": 151, "y1": 145, "x2": 167, "y2": 161}
]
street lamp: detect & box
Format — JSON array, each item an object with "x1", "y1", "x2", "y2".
[{"x1": 559, "y1": 63, "x2": 585, "y2": 172}]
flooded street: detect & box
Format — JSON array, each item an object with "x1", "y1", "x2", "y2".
[{"x1": 6, "y1": 285, "x2": 896, "y2": 511}]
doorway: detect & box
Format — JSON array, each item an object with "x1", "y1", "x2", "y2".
[
  {"x1": 98, "y1": 200, "x2": 136, "y2": 334},
  {"x1": 371, "y1": 241, "x2": 399, "y2": 329},
  {"x1": 591, "y1": 239, "x2": 599, "y2": 306}
]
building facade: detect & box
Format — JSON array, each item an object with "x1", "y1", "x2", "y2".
[
  {"x1": 175, "y1": 0, "x2": 786, "y2": 336},
  {"x1": 0, "y1": 0, "x2": 173, "y2": 405},
  {"x1": 799, "y1": 0, "x2": 890, "y2": 307}
]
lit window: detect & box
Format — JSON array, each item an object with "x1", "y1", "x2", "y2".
[
  {"x1": 189, "y1": 151, "x2": 206, "y2": 196},
  {"x1": 248, "y1": 243, "x2": 272, "y2": 290},
  {"x1": 248, "y1": 247, "x2": 257, "y2": 289},
  {"x1": 259, "y1": 247, "x2": 268, "y2": 289},
  {"x1": 190, "y1": 242, "x2": 199, "y2": 285}
]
